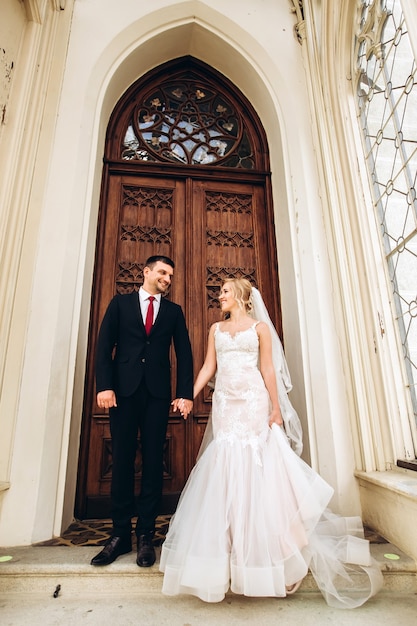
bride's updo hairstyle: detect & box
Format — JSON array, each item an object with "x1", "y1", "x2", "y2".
[{"x1": 223, "y1": 278, "x2": 253, "y2": 314}]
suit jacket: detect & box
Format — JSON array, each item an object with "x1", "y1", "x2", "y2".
[{"x1": 95, "y1": 291, "x2": 193, "y2": 400}]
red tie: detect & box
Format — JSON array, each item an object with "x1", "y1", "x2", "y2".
[{"x1": 145, "y1": 296, "x2": 155, "y2": 335}]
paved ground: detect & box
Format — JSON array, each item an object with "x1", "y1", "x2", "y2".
[
  {"x1": 0, "y1": 542, "x2": 416, "y2": 625},
  {"x1": 1, "y1": 588, "x2": 417, "y2": 626}
]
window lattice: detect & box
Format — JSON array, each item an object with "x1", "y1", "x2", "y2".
[
  {"x1": 356, "y1": 0, "x2": 417, "y2": 427},
  {"x1": 121, "y1": 78, "x2": 255, "y2": 168}
]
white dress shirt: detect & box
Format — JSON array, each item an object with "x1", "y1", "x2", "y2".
[{"x1": 139, "y1": 287, "x2": 161, "y2": 326}]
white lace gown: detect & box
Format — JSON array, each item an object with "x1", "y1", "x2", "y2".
[{"x1": 160, "y1": 323, "x2": 383, "y2": 607}]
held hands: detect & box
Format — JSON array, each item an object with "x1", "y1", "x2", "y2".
[
  {"x1": 97, "y1": 390, "x2": 117, "y2": 409},
  {"x1": 172, "y1": 398, "x2": 193, "y2": 419},
  {"x1": 268, "y1": 407, "x2": 283, "y2": 428}
]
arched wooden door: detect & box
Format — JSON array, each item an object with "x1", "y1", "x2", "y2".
[{"x1": 76, "y1": 57, "x2": 282, "y2": 518}]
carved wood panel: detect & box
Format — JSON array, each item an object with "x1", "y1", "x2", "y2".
[
  {"x1": 189, "y1": 180, "x2": 280, "y2": 466},
  {"x1": 78, "y1": 176, "x2": 188, "y2": 517},
  {"x1": 77, "y1": 174, "x2": 280, "y2": 518}
]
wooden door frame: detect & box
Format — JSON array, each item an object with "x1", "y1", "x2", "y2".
[{"x1": 75, "y1": 57, "x2": 281, "y2": 519}]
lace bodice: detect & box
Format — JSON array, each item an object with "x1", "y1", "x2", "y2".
[
  {"x1": 215, "y1": 322, "x2": 260, "y2": 374},
  {"x1": 212, "y1": 323, "x2": 270, "y2": 457}
]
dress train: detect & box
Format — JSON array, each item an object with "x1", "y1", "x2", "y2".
[{"x1": 160, "y1": 424, "x2": 382, "y2": 607}]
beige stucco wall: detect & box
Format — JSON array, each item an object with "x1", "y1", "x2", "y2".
[
  {"x1": 0, "y1": 0, "x2": 75, "y2": 542},
  {"x1": 0, "y1": 0, "x2": 415, "y2": 558}
]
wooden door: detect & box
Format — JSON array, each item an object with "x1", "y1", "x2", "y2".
[
  {"x1": 76, "y1": 173, "x2": 280, "y2": 518},
  {"x1": 75, "y1": 57, "x2": 281, "y2": 519}
]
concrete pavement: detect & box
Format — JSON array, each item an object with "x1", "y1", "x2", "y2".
[{"x1": 0, "y1": 542, "x2": 416, "y2": 625}]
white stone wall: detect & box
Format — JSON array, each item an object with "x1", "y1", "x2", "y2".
[
  {"x1": 0, "y1": 2, "x2": 28, "y2": 489},
  {"x1": 0, "y1": 0, "x2": 74, "y2": 542}
]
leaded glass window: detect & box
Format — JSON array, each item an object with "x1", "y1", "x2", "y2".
[
  {"x1": 356, "y1": 0, "x2": 417, "y2": 430},
  {"x1": 121, "y1": 77, "x2": 255, "y2": 168}
]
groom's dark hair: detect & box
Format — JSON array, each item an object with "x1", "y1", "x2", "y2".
[{"x1": 145, "y1": 255, "x2": 175, "y2": 270}]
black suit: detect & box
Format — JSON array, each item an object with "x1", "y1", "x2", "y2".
[{"x1": 96, "y1": 290, "x2": 193, "y2": 538}]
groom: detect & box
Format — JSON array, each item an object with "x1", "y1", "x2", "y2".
[{"x1": 91, "y1": 255, "x2": 193, "y2": 567}]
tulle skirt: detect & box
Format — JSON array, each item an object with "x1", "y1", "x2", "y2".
[{"x1": 160, "y1": 424, "x2": 383, "y2": 607}]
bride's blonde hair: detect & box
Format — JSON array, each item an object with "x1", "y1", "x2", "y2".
[{"x1": 223, "y1": 278, "x2": 253, "y2": 313}]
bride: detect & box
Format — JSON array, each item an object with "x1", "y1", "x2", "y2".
[{"x1": 160, "y1": 279, "x2": 383, "y2": 608}]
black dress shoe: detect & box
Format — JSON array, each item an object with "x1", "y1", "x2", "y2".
[
  {"x1": 90, "y1": 536, "x2": 132, "y2": 566},
  {"x1": 136, "y1": 533, "x2": 156, "y2": 567}
]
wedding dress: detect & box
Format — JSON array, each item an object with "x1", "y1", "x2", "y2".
[{"x1": 160, "y1": 295, "x2": 383, "y2": 607}]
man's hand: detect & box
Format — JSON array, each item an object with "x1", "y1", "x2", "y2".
[
  {"x1": 97, "y1": 390, "x2": 117, "y2": 409},
  {"x1": 171, "y1": 398, "x2": 193, "y2": 419}
]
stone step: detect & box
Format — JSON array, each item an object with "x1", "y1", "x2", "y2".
[{"x1": 0, "y1": 543, "x2": 415, "y2": 596}]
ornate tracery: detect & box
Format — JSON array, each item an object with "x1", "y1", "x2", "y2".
[{"x1": 120, "y1": 73, "x2": 256, "y2": 169}]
